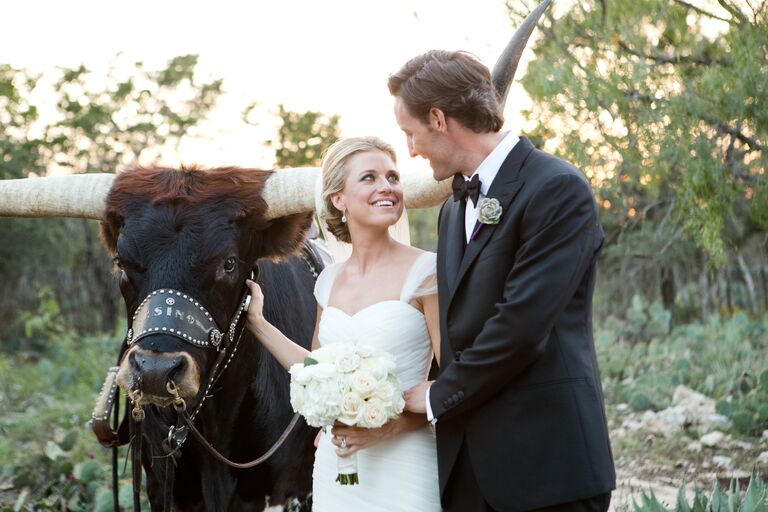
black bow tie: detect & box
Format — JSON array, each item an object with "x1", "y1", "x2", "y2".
[{"x1": 452, "y1": 173, "x2": 481, "y2": 207}]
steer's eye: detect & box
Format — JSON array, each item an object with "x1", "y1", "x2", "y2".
[{"x1": 224, "y1": 257, "x2": 237, "y2": 273}]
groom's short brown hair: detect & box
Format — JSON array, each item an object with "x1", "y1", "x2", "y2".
[{"x1": 388, "y1": 50, "x2": 504, "y2": 134}]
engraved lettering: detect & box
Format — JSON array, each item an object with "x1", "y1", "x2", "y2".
[
  {"x1": 153, "y1": 307, "x2": 163, "y2": 316},
  {"x1": 175, "y1": 309, "x2": 185, "y2": 320}
]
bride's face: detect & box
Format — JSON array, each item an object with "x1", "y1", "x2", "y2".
[{"x1": 333, "y1": 150, "x2": 404, "y2": 233}]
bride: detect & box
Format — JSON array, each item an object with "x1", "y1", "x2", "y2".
[{"x1": 245, "y1": 136, "x2": 442, "y2": 511}]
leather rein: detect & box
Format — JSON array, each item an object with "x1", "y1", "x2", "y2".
[{"x1": 91, "y1": 243, "x2": 323, "y2": 511}]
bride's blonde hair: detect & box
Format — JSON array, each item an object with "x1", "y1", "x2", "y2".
[{"x1": 321, "y1": 136, "x2": 397, "y2": 243}]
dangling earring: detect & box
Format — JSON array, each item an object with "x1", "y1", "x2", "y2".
[{"x1": 341, "y1": 211, "x2": 347, "y2": 223}]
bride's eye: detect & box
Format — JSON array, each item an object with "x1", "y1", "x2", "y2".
[{"x1": 387, "y1": 173, "x2": 400, "y2": 183}]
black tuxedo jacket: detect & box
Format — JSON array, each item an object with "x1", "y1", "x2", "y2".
[{"x1": 432, "y1": 137, "x2": 615, "y2": 511}]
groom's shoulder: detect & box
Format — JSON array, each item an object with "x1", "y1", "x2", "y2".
[{"x1": 522, "y1": 145, "x2": 588, "y2": 186}]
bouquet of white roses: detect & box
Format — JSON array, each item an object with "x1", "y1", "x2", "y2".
[{"x1": 289, "y1": 342, "x2": 405, "y2": 485}]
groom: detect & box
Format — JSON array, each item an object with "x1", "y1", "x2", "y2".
[{"x1": 392, "y1": 50, "x2": 616, "y2": 511}]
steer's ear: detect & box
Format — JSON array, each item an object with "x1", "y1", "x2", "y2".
[
  {"x1": 257, "y1": 212, "x2": 313, "y2": 262},
  {"x1": 99, "y1": 211, "x2": 123, "y2": 255}
]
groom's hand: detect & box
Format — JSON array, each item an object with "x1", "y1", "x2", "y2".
[{"x1": 404, "y1": 381, "x2": 433, "y2": 414}]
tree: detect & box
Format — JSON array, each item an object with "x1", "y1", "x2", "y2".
[
  {"x1": 512, "y1": 0, "x2": 767, "y2": 318},
  {"x1": 272, "y1": 104, "x2": 341, "y2": 167},
  {"x1": 0, "y1": 55, "x2": 223, "y2": 347}
]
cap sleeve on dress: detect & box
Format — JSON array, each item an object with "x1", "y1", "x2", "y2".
[
  {"x1": 400, "y1": 252, "x2": 437, "y2": 303},
  {"x1": 313, "y1": 262, "x2": 343, "y2": 309}
]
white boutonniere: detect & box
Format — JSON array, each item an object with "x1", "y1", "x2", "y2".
[{"x1": 477, "y1": 197, "x2": 502, "y2": 225}]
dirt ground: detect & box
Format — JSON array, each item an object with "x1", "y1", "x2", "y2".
[{"x1": 607, "y1": 425, "x2": 765, "y2": 510}]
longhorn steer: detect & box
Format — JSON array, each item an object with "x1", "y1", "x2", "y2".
[{"x1": 105, "y1": 165, "x2": 320, "y2": 510}]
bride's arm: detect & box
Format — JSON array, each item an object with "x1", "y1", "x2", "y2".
[{"x1": 245, "y1": 279, "x2": 321, "y2": 370}]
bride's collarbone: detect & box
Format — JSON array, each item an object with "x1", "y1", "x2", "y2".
[{"x1": 328, "y1": 274, "x2": 411, "y2": 315}]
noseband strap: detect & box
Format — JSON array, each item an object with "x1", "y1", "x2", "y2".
[{"x1": 128, "y1": 289, "x2": 223, "y2": 348}]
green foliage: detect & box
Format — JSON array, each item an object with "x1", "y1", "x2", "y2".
[
  {"x1": 598, "y1": 307, "x2": 768, "y2": 435},
  {"x1": 514, "y1": 0, "x2": 767, "y2": 320},
  {"x1": 627, "y1": 473, "x2": 768, "y2": 511},
  {"x1": 408, "y1": 206, "x2": 440, "y2": 251},
  {"x1": 0, "y1": 296, "x2": 138, "y2": 510},
  {"x1": 271, "y1": 104, "x2": 341, "y2": 167}
]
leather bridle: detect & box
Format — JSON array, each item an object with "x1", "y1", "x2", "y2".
[{"x1": 91, "y1": 241, "x2": 324, "y2": 511}]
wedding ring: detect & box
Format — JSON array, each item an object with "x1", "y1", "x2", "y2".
[{"x1": 340, "y1": 436, "x2": 347, "y2": 449}]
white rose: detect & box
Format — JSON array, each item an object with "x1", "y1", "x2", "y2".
[
  {"x1": 373, "y1": 381, "x2": 396, "y2": 401},
  {"x1": 337, "y1": 392, "x2": 364, "y2": 425},
  {"x1": 392, "y1": 393, "x2": 405, "y2": 415},
  {"x1": 359, "y1": 359, "x2": 388, "y2": 381},
  {"x1": 351, "y1": 370, "x2": 378, "y2": 398},
  {"x1": 361, "y1": 399, "x2": 387, "y2": 428},
  {"x1": 335, "y1": 351, "x2": 361, "y2": 373}
]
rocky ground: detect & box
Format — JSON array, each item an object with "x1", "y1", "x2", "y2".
[{"x1": 607, "y1": 386, "x2": 767, "y2": 510}]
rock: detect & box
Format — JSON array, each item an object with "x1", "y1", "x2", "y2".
[
  {"x1": 616, "y1": 403, "x2": 629, "y2": 413},
  {"x1": 712, "y1": 455, "x2": 733, "y2": 470},
  {"x1": 672, "y1": 385, "x2": 731, "y2": 432},
  {"x1": 623, "y1": 407, "x2": 687, "y2": 437},
  {"x1": 686, "y1": 440, "x2": 703, "y2": 452},
  {"x1": 700, "y1": 431, "x2": 726, "y2": 447},
  {"x1": 757, "y1": 451, "x2": 768, "y2": 465}
]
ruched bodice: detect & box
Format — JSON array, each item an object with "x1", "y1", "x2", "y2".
[
  {"x1": 310, "y1": 252, "x2": 441, "y2": 511},
  {"x1": 319, "y1": 302, "x2": 432, "y2": 390}
]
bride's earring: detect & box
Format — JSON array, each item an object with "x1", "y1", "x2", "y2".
[{"x1": 341, "y1": 211, "x2": 347, "y2": 223}]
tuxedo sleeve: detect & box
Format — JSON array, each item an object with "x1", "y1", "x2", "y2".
[{"x1": 429, "y1": 172, "x2": 602, "y2": 421}]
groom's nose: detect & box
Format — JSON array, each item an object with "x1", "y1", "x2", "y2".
[{"x1": 407, "y1": 138, "x2": 417, "y2": 158}]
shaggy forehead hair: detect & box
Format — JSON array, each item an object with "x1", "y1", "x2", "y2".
[{"x1": 100, "y1": 165, "x2": 272, "y2": 254}]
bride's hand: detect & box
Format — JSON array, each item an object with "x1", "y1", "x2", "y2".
[
  {"x1": 329, "y1": 422, "x2": 395, "y2": 457},
  {"x1": 245, "y1": 279, "x2": 268, "y2": 334},
  {"x1": 330, "y1": 413, "x2": 426, "y2": 457}
]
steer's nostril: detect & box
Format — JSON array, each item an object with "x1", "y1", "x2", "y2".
[{"x1": 129, "y1": 351, "x2": 190, "y2": 397}]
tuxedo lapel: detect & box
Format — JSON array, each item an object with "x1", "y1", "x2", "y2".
[
  {"x1": 443, "y1": 198, "x2": 466, "y2": 296},
  {"x1": 451, "y1": 138, "x2": 535, "y2": 302}
]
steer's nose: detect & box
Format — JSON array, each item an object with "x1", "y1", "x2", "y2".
[{"x1": 130, "y1": 351, "x2": 188, "y2": 397}]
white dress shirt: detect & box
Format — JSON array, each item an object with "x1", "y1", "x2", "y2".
[
  {"x1": 426, "y1": 131, "x2": 520, "y2": 423},
  {"x1": 463, "y1": 131, "x2": 520, "y2": 242}
]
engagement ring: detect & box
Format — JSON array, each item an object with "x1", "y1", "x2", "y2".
[{"x1": 340, "y1": 436, "x2": 347, "y2": 449}]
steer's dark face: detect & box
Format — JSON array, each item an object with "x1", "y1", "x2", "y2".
[{"x1": 101, "y1": 165, "x2": 311, "y2": 408}]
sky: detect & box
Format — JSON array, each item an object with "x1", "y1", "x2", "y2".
[{"x1": 2, "y1": 0, "x2": 537, "y2": 173}]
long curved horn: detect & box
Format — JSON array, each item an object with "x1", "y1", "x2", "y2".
[
  {"x1": 0, "y1": 173, "x2": 114, "y2": 219},
  {"x1": 492, "y1": 0, "x2": 552, "y2": 111},
  {"x1": 262, "y1": 167, "x2": 452, "y2": 219}
]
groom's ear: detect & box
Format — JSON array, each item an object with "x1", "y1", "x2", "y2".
[{"x1": 428, "y1": 108, "x2": 448, "y2": 133}]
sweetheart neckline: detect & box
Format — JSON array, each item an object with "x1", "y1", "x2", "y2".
[{"x1": 324, "y1": 300, "x2": 423, "y2": 318}]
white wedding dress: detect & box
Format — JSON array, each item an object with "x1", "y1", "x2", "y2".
[{"x1": 310, "y1": 251, "x2": 442, "y2": 512}]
